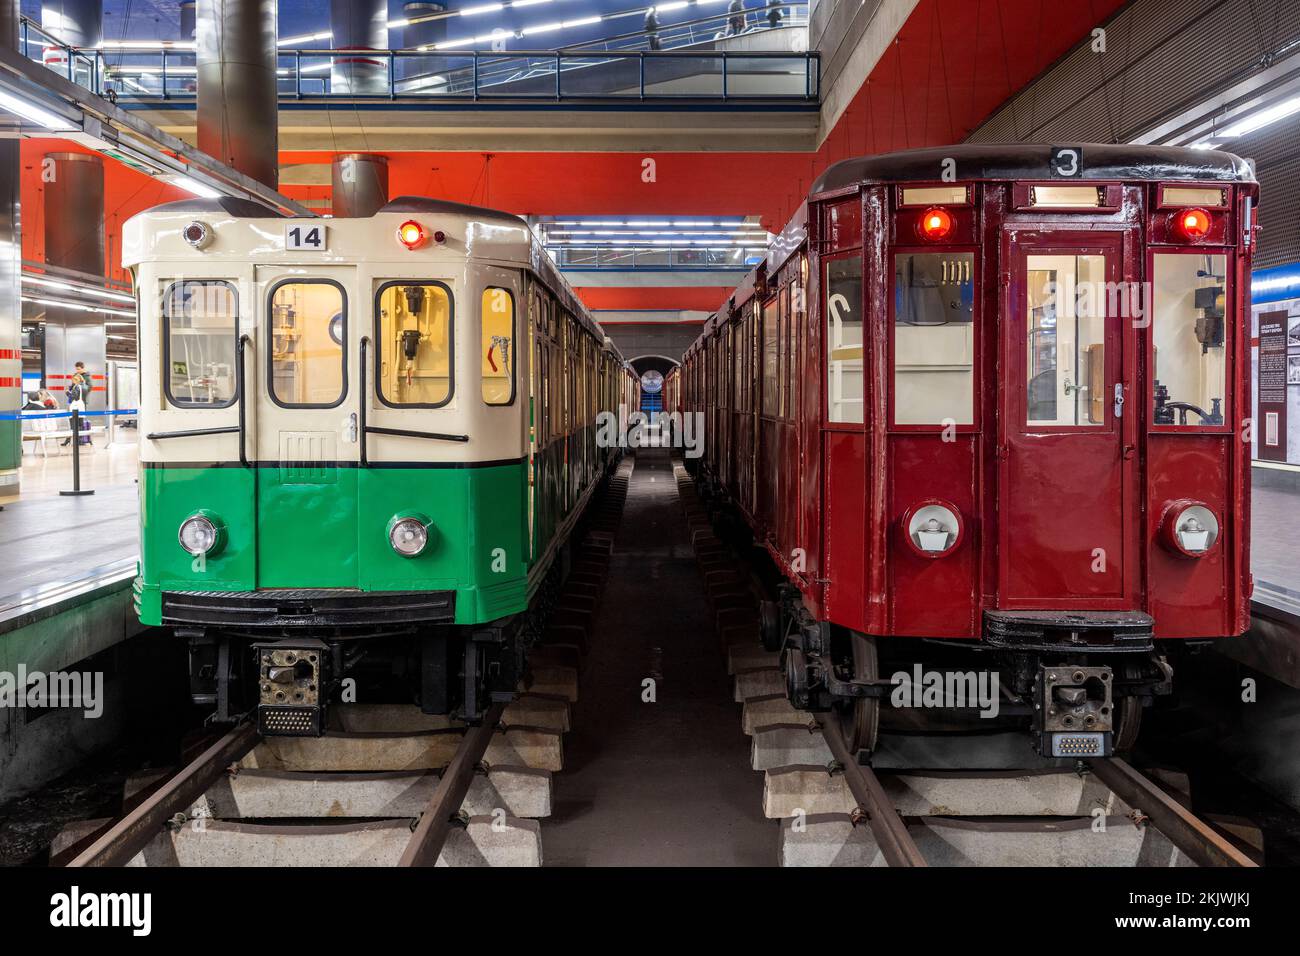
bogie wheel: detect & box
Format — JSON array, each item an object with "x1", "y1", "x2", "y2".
[
  {"x1": 838, "y1": 632, "x2": 879, "y2": 755},
  {"x1": 1112, "y1": 659, "x2": 1144, "y2": 753},
  {"x1": 759, "y1": 600, "x2": 783, "y2": 652}
]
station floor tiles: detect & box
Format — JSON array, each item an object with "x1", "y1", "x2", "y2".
[{"x1": 0, "y1": 441, "x2": 139, "y2": 603}]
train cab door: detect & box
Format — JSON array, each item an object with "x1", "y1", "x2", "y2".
[
  {"x1": 998, "y1": 232, "x2": 1138, "y2": 608},
  {"x1": 252, "y1": 265, "x2": 360, "y2": 589}
]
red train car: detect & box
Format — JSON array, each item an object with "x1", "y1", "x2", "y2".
[{"x1": 682, "y1": 144, "x2": 1257, "y2": 757}]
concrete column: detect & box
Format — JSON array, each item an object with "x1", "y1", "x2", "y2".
[
  {"x1": 42, "y1": 152, "x2": 107, "y2": 412},
  {"x1": 331, "y1": 153, "x2": 389, "y2": 218},
  {"x1": 402, "y1": 2, "x2": 447, "y2": 82},
  {"x1": 0, "y1": 0, "x2": 20, "y2": 496},
  {"x1": 332, "y1": 0, "x2": 389, "y2": 95},
  {"x1": 196, "y1": 0, "x2": 278, "y2": 190}
]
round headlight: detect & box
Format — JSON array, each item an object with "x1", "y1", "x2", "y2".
[
  {"x1": 388, "y1": 515, "x2": 430, "y2": 557},
  {"x1": 1160, "y1": 501, "x2": 1220, "y2": 558},
  {"x1": 179, "y1": 514, "x2": 218, "y2": 555},
  {"x1": 902, "y1": 500, "x2": 963, "y2": 558}
]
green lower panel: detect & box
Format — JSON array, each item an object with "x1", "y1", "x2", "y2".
[{"x1": 138, "y1": 462, "x2": 530, "y2": 627}]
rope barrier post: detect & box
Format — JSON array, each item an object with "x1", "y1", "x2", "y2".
[{"x1": 59, "y1": 408, "x2": 95, "y2": 497}]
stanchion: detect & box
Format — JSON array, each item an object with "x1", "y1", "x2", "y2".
[{"x1": 59, "y1": 408, "x2": 95, "y2": 497}]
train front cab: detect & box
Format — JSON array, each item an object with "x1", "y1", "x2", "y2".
[
  {"x1": 127, "y1": 198, "x2": 623, "y2": 735},
  {"x1": 805, "y1": 153, "x2": 1255, "y2": 757}
]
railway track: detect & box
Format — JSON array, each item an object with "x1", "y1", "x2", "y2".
[
  {"x1": 673, "y1": 461, "x2": 1262, "y2": 868},
  {"x1": 52, "y1": 464, "x2": 632, "y2": 868}
]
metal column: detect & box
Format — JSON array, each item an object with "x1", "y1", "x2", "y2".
[
  {"x1": 331, "y1": 153, "x2": 389, "y2": 218},
  {"x1": 331, "y1": 0, "x2": 389, "y2": 95},
  {"x1": 402, "y1": 2, "x2": 447, "y2": 83},
  {"x1": 42, "y1": 151, "x2": 107, "y2": 413},
  {"x1": 196, "y1": 0, "x2": 279, "y2": 190},
  {"x1": 0, "y1": 0, "x2": 20, "y2": 495}
]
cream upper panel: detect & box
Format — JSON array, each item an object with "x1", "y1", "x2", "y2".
[
  {"x1": 123, "y1": 208, "x2": 534, "y2": 272},
  {"x1": 130, "y1": 210, "x2": 539, "y2": 466}
]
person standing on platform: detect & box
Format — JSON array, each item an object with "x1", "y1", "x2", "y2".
[
  {"x1": 645, "y1": 6, "x2": 662, "y2": 50},
  {"x1": 62, "y1": 370, "x2": 90, "y2": 447},
  {"x1": 728, "y1": 0, "x2": 747, "y2": 34}
]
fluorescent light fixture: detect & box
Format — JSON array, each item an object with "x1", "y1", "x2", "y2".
[
  {"x1": 461, "y1": 2, "x2": 505, "y2": 14},
  {"x1": 563, "y1": 16, "x2": 602, "y2": 26},
  {"x1": 512, "y1": 0, "x2": 554, "y2": 6},
  {"x1": 22, "y1": 274, "x2": 134, "y2": 303},
  {"x1": 654, "y1": 1, "x2": 689, "y2": 11},
  {"x1": 1221, "y1": 95, "x2": 1300, "y2": 138},
  {"x1": 168, "y1": 175, "x2": 224, "y2": 199},
  {"x1": 522, "y1": 22, "x2": 564, "y2": 34},
  {"x1": 278, "y1": 31, "x2": 333, "y2": 46},
  {"x1": 0, "y1": 89, "x2": 77, "y2": 131},
  {"x1": 387, "y1": 18, "x2": 410, "y2": 28},
  {"x1": 99, "y1": 39, "x2": 196, "y2": 50},
  {"x1": 23, "y1": 295, "x2": 135, "y2": 317}
]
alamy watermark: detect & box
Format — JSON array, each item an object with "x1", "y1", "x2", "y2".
[
  {"x1": 0, "y1": 665, "x2": 104, "y2": 718},
  {"x1": 596, "y1": 404, "x2": 704, "y2": 458},
  {"x1": 890, "y1": 664, "x2": 1000, "y2": 719}
]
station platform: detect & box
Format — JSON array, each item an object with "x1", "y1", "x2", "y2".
[{"x1": 0, "y1": 441, "x2": 139, "y2": 610}]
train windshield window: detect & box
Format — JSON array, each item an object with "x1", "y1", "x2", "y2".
[
  {"x1": 893, "y1": 253, "x2": 974, "y2": 425},
  {"x1": 826, "y1": 255, "x2": 864, "y2": 423},
  {"x1": 1024, "y1": 254, "x2": 1106, "y2": 426},
  {"x1": 162, "y1": 280, "x2": 238, "y2": 408},
  {"x1": 482, "y1": 287, "x2": 515, "y2": 405},
  {"x1": 376, "y1": 282, "x2": 453, "y2": 407},
  {"x1": 269, "y1": 281, "x2": 346, "y2": 408},
  {"x1": 1152, "y1": 253, "x2": 1227, "y2": 426}
]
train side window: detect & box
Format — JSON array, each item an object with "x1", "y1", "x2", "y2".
[
  {"x1": 1023, "y1": 254, "x2": 1105, "y2": 426},
  {"x1": 375, "y1": 281, "x2": 453, "y2": 407},
  {"x1": 782, "y1": 282, "x2": 794, "y2": 419},
  {"x1": 1152, "y1": 253, "x2": 1228, "y2": 427},
  {"x1": 762, "y1": 296, "x2": 779, "y2": 417},
  {"x1": 893, "y1": 252, "x2": 974, "y2": 425},
  {"x1": 162, "y1": 280, "x2": 238, "y2": 408},
  {"x1": 269, "y1": 280, "x2": 347, "y2": 408},
  {"x1": 826, "y1": 255, "x2": 864, "y2": 424},
  {"x1": 482, "y1": 286, "x2": 515, "y2": 405}
]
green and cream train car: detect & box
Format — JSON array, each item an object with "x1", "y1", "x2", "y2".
[{"x1": 124, "y1": 196, "x2": 636, "y2": 735}]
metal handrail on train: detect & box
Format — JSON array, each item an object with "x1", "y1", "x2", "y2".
[
  {"x1": 359, "y1": 336, "x2": 469, "y2": 466},
  {"x1": 237, "y1": 333, "x2": 251, "y2": 468}
]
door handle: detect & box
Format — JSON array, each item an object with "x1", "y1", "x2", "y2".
[
  {"x1": 1113, "y1": 383, "x2": 1125, "y2": 419},
  {"x1": 346, "y1": 412, "x2": 358, "y2": 443}
]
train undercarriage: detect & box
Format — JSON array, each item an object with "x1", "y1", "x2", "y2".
[
  {"x1": 698, "y1": 477, "x2": 1180, "y2": 759},
  {"x1": 180, "y1": 563, "x2": 569, "y2": 737},
  {"x1": 773, "y1": 598, "x2": 1176, "y2": 759}
]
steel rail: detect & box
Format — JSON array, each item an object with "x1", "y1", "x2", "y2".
[
  {"x1": 66, "y1": 722, "x2": 260, "y2": 867},
  {"x1": 821, "y1": 721, "x2": 928, "y2": 867},
  {"x1": 399, "y1": 702, "x2": 507, "y2": 867},
  {"x1": 1087, "y1": 756, "x2": 1258, "y2": 867}
]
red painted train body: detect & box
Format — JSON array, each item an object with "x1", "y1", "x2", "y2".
[{"x1": 671, "y1": 144, "x2": 1258, "y2": 756}]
